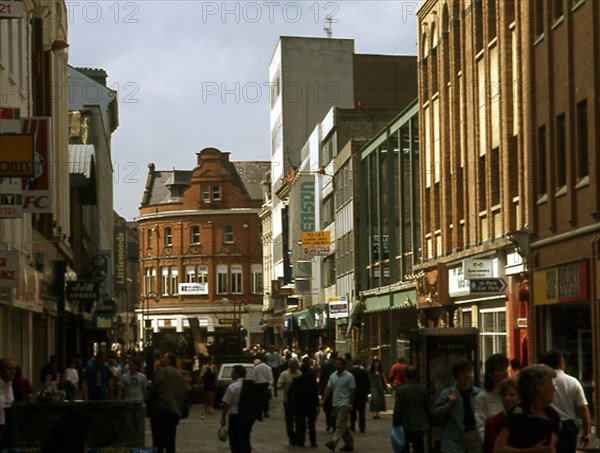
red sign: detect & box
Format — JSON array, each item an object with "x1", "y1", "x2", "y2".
[
  {"x1": 0, "y1": 250, "x2": 19, "y2": 288},
  {"x1": 21, "y1": 117, "x2": 52, "y2": 213}
]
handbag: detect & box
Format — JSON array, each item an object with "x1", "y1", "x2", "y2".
[
  {"x1": 217, "y1": 425, "x2": 228, "y2": 442},
  {"x1": 391, "y1": 425, "x2": 406, "y2": 453}
]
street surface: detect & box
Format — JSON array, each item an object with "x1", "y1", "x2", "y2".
[{"x1": 151, "y1": 394, "x2": 400, "y2": 453}]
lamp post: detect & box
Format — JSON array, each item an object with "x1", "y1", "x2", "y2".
[{"x1": 141, "y1": 290, "x2": 160, "y2": 346}]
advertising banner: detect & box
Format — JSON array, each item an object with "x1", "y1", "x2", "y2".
[
  {"x1": 0, "y1": 178, "x2": 23, "y2": 218},
  {"x1": 0, "y1": 249, "x2": 19, "y2": 288},
  {"x1": 22, "y1": 117, "x2": 52, "y2": 213}
]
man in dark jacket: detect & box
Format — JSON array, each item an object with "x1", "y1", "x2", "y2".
[
  {"x1": 288, "y1": 361, "x2": 320, "y2": 447},
  {"x1": 146, "y1": 352, "x2": 187, "y2": 453},
  {"x1": 393, "y1": 366, "x2": 430, "y2": 453},
  {"x1": 349, "y1": 359, "x2": 370, "y2": 433}
]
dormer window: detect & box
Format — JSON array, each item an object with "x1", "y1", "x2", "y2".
[
  {"x1": 202, "y1": 186, "x2": 210, "y2": 203},
  {"x1": 212, "y1": 185, "x2": 221, "y2": 200}
]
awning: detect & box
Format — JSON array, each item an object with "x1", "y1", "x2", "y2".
[
  {"x1": 293, "y1": 308, "x2": 314, "y2": 330},
  {"x1": 364, "y1": 289, "x2": 417, "y2": 313}
]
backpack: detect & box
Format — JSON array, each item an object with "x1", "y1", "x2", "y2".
[{"x1": 238, "y1": 379, "x2": 263, "y2": 423}]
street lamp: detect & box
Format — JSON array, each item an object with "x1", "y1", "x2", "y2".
[{"x1": 141, "y1": 291, "x2": 160, "y2": 346}]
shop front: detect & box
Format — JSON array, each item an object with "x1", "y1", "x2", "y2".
[
  {"x1": 362, "y1": 287, "x2": 418, "y2": 371},
  {"x1": 533, "y1": 259, "x2": 593, "y2": 412}
]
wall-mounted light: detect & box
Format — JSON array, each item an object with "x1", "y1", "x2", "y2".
[{"x1": 51, "y1": 39, "x2": 69, "y2": 51}]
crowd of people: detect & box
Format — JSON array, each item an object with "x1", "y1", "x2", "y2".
[
  {"x1": 0, "y1": 345, "x2": 593, "y2": 453},
  {"x1": 213, "y1": 345, "x2": 592, "y2": 453}
]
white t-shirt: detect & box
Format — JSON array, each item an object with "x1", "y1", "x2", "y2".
[
  {"x1": 118, "y1": 371, "x2": 148, "y2": 401},
  {"x1": 64, "y1": 367, "x2": 79, "y2": 385},
  {"x1": 552, "y1": 369, "x2": 588, "y2": 420},
  {"x1": 474, "y1": 390, "x2": 504, "y2": 441}
]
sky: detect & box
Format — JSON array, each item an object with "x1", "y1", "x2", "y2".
[{"x1": 67, "y1": 1, "x2": 419, "y2": 220}]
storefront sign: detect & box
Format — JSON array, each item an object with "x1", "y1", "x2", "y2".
[
  {"x1": 0, "y1": 250, "x2": 19, "y2": 288},
  {"x1": 0, "y1": 178, "x2": 23, "y2": 218},
  {"x1": 22, "y1": 117, "x2": 52, "y2": 213},
  {"x1": 0, "y1": 134, "x2": 34, "y2": 176},
  {"x1": 463, "y1": 258, "x2": 494, "y2": 279},
  {"x1": 113, "y1": 216, "x2": 127, "y2": 291},
  {"x1": 66, "y1": 280, "x2": 99, "y2": 302},
  {"x1": 533, "y1": 260, "x2": 589, "y2": 305},
  {"x1": 179, "y1": 282, "x2": 208, "y2": 295},
  {"x1": 328, "y1": 296, "x2": 348, "y2": 318}
]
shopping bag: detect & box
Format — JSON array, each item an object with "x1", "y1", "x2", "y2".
[{"x1": 391, "y1": 424, "x2": 406, "y2": 453}]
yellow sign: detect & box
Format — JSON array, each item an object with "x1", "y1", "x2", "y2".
[
  {"x1": 0, "y1": 134, "x2": 35, "y2": 176},
  {"x1": 301, "y1": 231, "x2": 330, "y2": 246}
]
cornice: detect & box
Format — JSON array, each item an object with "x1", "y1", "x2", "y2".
[
  {"x1": 417, "y1": 0, "x2": 437, "y2": 18},
  {"x1": 135, "y1": 208, "x2": 261, "y2": 222}
]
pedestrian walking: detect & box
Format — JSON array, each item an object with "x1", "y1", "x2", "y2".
[
  {"x1": 388, "y1": 357, "x2": 408, "y2": 390},
  {"x1": 277, "y1": 357, "x2": 301, "y2": 446},
  {"x1": 39, "y1": 355, "x2": 59, "y2": 390},
  {"x1": 253, "y1": 355, "x2": 274, "y2": 418},
  {"x1": 82, "y1": 351, "x2": 113, "y2": 401},
  {"x1": 368, "y1": 358, "x2": 388, "y2": 419},
  {"x1": 493, "y1": 364, "x2": 560, "y2": 452},
  {"x1": 483, "y1": 377, "x2": 521, "y2": 453},
  {"x1": 320, "y1": 351, "x2": 338, "y2": 432},
  {"x1": 12, "y1": 365, "x2": 33, "y2": 402},
  {"x1": 393, "y1": 366, "x2": 430, "y2": 453},
  {"x1": 63, "y1": 358, "x2": 80, "y2": 401},
  {"x1": 540, "y1": 349, "x2": 592, "y2": 451},
  {"x1": 201, "y1": 355, "x2": 217, "y2": 415},
  {"x1": 146, "y1": 352, "x2": 187, "y2": 453},
  {"x1": 474, "y1": 353, "x2": 509, "y2": 442},
  {"x1": 321, "y1": 356, "x2": 356, "y2": 452},
  {"x1": 431, "y1": 358, "x2": 482, "y2": 453},
  {"x1": 0, "y1": 357, "x2": 16, "y2": 449},
  {"x1": 349, "y1": 359, "x2": 370, "y2": 433},
  {"x1": 265, "y1": 346, "x2": 282, "y2": 397},
  {"x1": 221, "y1": 365, "x2": 256, "y2": 453},
  {"x1": 118, "y1": 358, "x2": 148, "y2": 402},
  {"x1": 288, "y1": 361, "x2": 320, "y2": 447}
]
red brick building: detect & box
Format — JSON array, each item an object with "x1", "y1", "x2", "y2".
[
  {"x1": 137, "y1": 148, "x2": 269, "y2": 349},
  {"x1": 416, "y1": 0, "x2": 599, "y2": 416}
]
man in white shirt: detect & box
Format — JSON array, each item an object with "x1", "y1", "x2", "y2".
[
  {"x1": 541, "y1": 349, "x2": 591, "y2": 450},
  {"x1": 0, "y1": 357, "x2": 17, "y2": 448},
  {"x1": 221, "y1": 365, "x2": 253, "y2": 453},
  {"x1": 253, "y1": 356, "x2": 274, "y2": 418}
]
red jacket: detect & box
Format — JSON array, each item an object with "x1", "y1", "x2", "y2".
[{"x1": 388, "y1": 362, "x2": 408, "y2": 389}]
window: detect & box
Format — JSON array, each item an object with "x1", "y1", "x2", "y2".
[
  {"x1": 576, "y1": 99, "x2": 589, "y2": 180},
  {"x1": 475, "y1": 0, "x2": 483, "y2": 52},
  {"x1": 147, "y1": 230, "x2": 153, "y2": 248},
  {"x1": 197, "y1": 265, "x2": 208, "y2": 284},
  {"x1": 230, "y1": 264, "x2": 242, "y2": 294},
  {"x1": 170, "y1": 267, "x2": 178, "y2": 295},
  {"x1": 490, "y1": 148, "x2": 500, "y2": 206},
  {"x1": 161, "y1": 267, "x2": 169, "y2": 295},
  {"x1": 224, "y1": 226, "x2": 234, "y2": 243},
  {"x1": 537, "y1": 125, "x2": 547, "y2": 196},
  {"x1": 145, "y1": 267, "x2": 156, "y2": 293},
  {"x1": 202, "y1": 186, "x2": 210, "y2": 202},
  {"x1": 251, "y1": 264, "x2": 263, "y2": 294},
  {"x1": 480, "y1": 309, "x2": 507, "y2": 359},
  {"x1": 555, "y1": 113, "x2": 567, "y2": 188},
  {"x1": 487, "y1": 0, "x2": 497, "y2": 41},
  {"x1": 536, "y1": 2, "x2": 544, "y2": 36},
  {"x1": 164, "y1": 227, "x2": 172, "y2": 247},
  {"x1": 190, "y1": 226, "x2": 200, "y2": 244},
  {"x1": 212, "y1": 186, "x2": 221, "y2": 200},
  {"x1": 185, "y1": 265, "x2": 196, "y2": 283},
  {"x1": 217, "y1": 265, "x2": 228, "y2": 294},
  {"x1": 553, "y1": 0, "x2": 564, "y2": 20},
  {"x1": 478, "y1": 155, "x2": 486, "y2": 211}
]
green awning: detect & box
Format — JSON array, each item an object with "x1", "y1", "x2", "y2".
[{"x1": 364, "y1": 289, "x2": 417, "y2": 313}]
